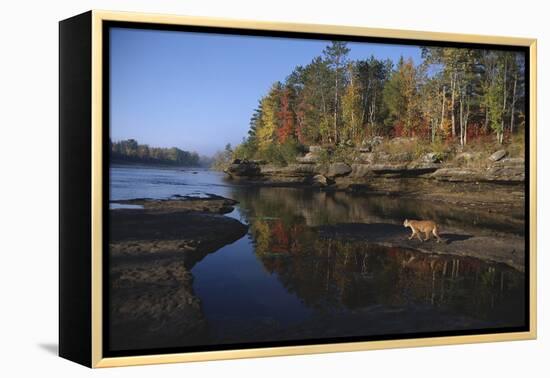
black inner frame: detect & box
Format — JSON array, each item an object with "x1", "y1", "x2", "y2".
[{"x1": 102, "y1": 20, "x2": 531, "y2": 358}]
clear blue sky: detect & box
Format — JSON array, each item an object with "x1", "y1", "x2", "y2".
[{"x1": 110, "y1": 27, "x2": 422, "y2": 156}]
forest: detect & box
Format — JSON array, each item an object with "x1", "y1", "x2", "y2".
[
  {"x1": 230, "y1": 42, "x2": 526, "y2": 165},
  {"x1": 110, "y1": 139, "x2": 202, "y2": 166}
]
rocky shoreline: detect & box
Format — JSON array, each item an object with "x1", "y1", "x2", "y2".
[
  {"x1": 108, "y1": 195, "x2": 248, "y2": 350},
  {"x1": 225, "y1": 141, "x2": 525, "y2": 211}
]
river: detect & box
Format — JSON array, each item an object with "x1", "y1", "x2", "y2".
[{"x1": 109, "y1": 165, "x2": 526, "y2": 348}]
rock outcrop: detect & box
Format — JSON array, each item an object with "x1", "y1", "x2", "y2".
[
  {"x1": 223, "y1": 146, "x2": 524, "y2": 188},
  {"x1": 489, "y1": 149, "x2": 508, "y2": 162},
  {"x1": 432, "y1": 158, "x2": 525, "y2": 183},
  {"x1": 109, "y1": 195, "x2": 248, "y2": 350},
  {"x1": 326, "y1": 162, "x2": 352, "y2": 178},
  {"x1": 225, "y1": 159, "x2": 261, "y2": 178}
]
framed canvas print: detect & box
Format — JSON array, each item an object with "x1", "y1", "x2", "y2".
[{"x1": 59, "y1": 10, "x2": 537, "y2": 368}]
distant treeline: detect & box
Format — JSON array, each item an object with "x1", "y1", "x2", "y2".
[
  {"x1": 230, "y1": 42, "x2": 525, "y2": 164},
  {"x1": 110, "y1": 139, "x2": 201, "y2": 166}
]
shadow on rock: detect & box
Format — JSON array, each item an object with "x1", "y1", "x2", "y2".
[{"x1": 442, "y1": 233, "x2": 474, "y2": 244}]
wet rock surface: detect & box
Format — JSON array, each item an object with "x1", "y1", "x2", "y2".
[
  {"x1": 114, "y1": 194, "x2": 239, "y2": 214},
  {"x1": 108, "y1": 195, "x2": 248, "y2": 351}
]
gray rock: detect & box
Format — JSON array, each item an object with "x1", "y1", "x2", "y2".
[
  {"x1": 312, "y1": 174, "x2": 329, "y2": 187},
  {"x1": 406, "y1": 162, "x2": 441, "y2": 173},
  {"x1": 485, "y1": 166, "x2": 524, "y2": 182},
  {"x1": 431, "y1": 168, "x2": 482, "y2": 182},
  {"x1": 225, "y1": 160, "x2": 261, "y2": 177},
  {"x1": 489, "y1": 149, "x2": 508, "y2": 162},
  {"x1": 369, "y1": 163, "x2": 409, "y2": 174},
  {"x1": 287, "y1": 164, "x2": 318, "y2": 174},
  {"x1": 327, "y1": 162, "x2": 352, "y2": 178},
  {"x1": 296, "y1": 152, "x2": 319, "y2": 164},
  {"x1": 351, "y1": 164, "x2": 374, "y2": 178},
  {"x1": 422, "y1": 152, "x2": 441, "y2": 163}
]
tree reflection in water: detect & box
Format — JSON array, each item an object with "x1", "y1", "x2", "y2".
[{"x1": 233, "y1": 186, "x2": 525, "y2": 334}]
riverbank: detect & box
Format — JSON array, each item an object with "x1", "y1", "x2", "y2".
[
  {"x1": 108, "y1": 195, "x2": 248, "y2": 350},
  {"x1": 224, "y1": 140, "x2": 525, "y2": 212}
]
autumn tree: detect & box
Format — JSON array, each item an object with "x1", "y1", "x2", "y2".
[
  {"x1": 290, "y1": 57, "x2": 332, "y2": 144},
  {"x1": 323, "y1": 41, "x2": 350, "y2": 144},
  {"x1": 383, "y1": 57, "x2": 422, "y2": 136},
  {"x1": 256, "y1": 83, "x2": 282, "y2": 150},
  {"x1": 341, "y1": 63, "x2": 363, "y2": 143},
  {"x1": 277, "y1": 86, "x2": 295, "y2": 143},
  {"x1": 356, "y1": 57, "x2": 393, "y2": 136}
]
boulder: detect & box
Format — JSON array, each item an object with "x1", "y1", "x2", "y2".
[
  {"x1": 225, "y1": 160, "x2": 261, "y2": 177},
  {"x1": 489, "y1": 149, "x2": 508, "y2": 162},
  {"x1": 422, "y1": 152, "x2": 442, "y2": 163},
  {"x1": 326, "y1": 162, "x2": 352, "y2": 178},
  {"x1": 312, "y1": 174, "x2": 329, "y2": 187}
]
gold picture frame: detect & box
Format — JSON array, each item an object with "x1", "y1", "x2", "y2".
[{"x1": 59, "y1": 9, "x2": 537, "y2": 368}]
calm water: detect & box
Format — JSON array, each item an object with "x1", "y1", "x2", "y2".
[{"x1": 110, "y1": 166, "x2": 526, "y2": 347}]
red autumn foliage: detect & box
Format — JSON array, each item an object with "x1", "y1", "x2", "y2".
[{"x1": 277, "y1": 88, "x2": 295, "y2": 143}]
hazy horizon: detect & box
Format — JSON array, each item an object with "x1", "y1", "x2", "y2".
[{"x1": 109, "y1": 27, "x2": 422, "y2": 157}]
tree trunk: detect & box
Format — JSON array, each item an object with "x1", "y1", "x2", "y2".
[
  {"x1": 510, "y1": 72, "x2": 517, "y2": 134},
  {"x1": 450, "y1": 71, "x2": 456, "y2": 138},
  {"x1": 349, "y1": 69, "x2": 355, "y2": 141},
  {"x1": 459, "y1": 92, "x2": 464, "y2": 147},
  {"x1": 440, "y1": 86, "x2": 446, "y2": 135},
  {"x1": 369, "y1": 89, "x2": 376, "y2": 129},
  {"x1": 500, "y1": 57, "x2": 508, "y2": 144},
  {"x1": 334, "y1": 65, "x2": 339, "y2": 144},
  {"x1": 464, "y1": 99, "x2": 470, "y2": 145}
]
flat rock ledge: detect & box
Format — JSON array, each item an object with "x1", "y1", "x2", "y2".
[
  {"x1": 113, "y1": 193, "x2": 239, "y2": 214},
  {"x1": 224, "y1": 157, "x2": 524, "y2": 187},
  {"x1": 316, "y1": 222, "x2": 524, "y2": 271},
  {"x1": 108, "y1": 195, "x2": 249, "y2": 351}
]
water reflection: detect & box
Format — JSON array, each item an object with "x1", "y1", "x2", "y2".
[
  {"x1": 109, "y1": 168, "x2": 526, "y2": 350},
  {"x1": 227, "y1": 186, "x2": 525, "y2": 334},
  {"x1": 233, "y1": 186, "x2": 524, "y2": 236}
]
